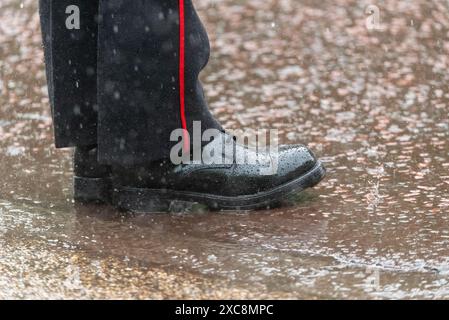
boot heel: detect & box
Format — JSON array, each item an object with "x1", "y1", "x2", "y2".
[
  {"x1": 112, "y1": 188, "x2": 172, "y2": 213},
  {"x1": 74, "y1": 176, "x2": 112, "y2": 204}
]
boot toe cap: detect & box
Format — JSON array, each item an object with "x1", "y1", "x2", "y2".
[{"x1": 277, "y1": 144, "x2": 317, "y2": 181}]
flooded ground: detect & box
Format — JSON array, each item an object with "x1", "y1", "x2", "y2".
[{"x1": 1, "y1": 0, "x2": 449, "y2": 299}]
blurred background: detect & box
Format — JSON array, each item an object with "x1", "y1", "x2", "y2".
[{"x1": 0, "y1": 0, "x2": 448, "y2": 299}]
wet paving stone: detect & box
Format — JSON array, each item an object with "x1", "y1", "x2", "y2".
[{"x1": 0, "y1": 0, "x2": 448, "y2": 299}]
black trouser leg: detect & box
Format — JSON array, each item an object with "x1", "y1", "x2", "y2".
[
  {"x1": 39, "y1": 0, "x2": 99, "y2": 148},
  {"x1": 40, "y1": 0, "x2": 221, "y2": 165},
  {"x1": 97, "y1": 0, "x2": 222, "y2": 166}
]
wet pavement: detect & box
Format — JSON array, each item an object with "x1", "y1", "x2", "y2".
[{"x1": 1, "y1": 0, "x2": 449, "y2": 299}]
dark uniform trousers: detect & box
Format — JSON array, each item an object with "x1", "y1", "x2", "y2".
[{"x1": 39, "y1": 0, "x2": 222, "y2": 166}]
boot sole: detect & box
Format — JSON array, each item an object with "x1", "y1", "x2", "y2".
[
  {"x1": 112, "y1": 161, "x2": 326, "y2": 213},
  {"x1": 74, "y1": 176, "x2": 112, "y2": 204}
]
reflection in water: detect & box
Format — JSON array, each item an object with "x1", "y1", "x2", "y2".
[{"x1": 0, "y1": 0, "x2": 449, "y2": 299}]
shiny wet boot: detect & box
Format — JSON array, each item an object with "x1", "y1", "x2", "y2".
[{"x1": 111, "y1": 133, "x2": 326, "y2": 213}]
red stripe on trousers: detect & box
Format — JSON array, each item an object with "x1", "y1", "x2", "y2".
[{"x1": 179, "y1": 0, "x2": 189, "y2": 152}]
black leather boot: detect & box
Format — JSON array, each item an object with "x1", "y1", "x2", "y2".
[
  {"x1": 111, "y1": 133, "x2": 325, "y2": 212},
  {"x1": 73, "y1": 146, "x2": 112, "y2": 203}
]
